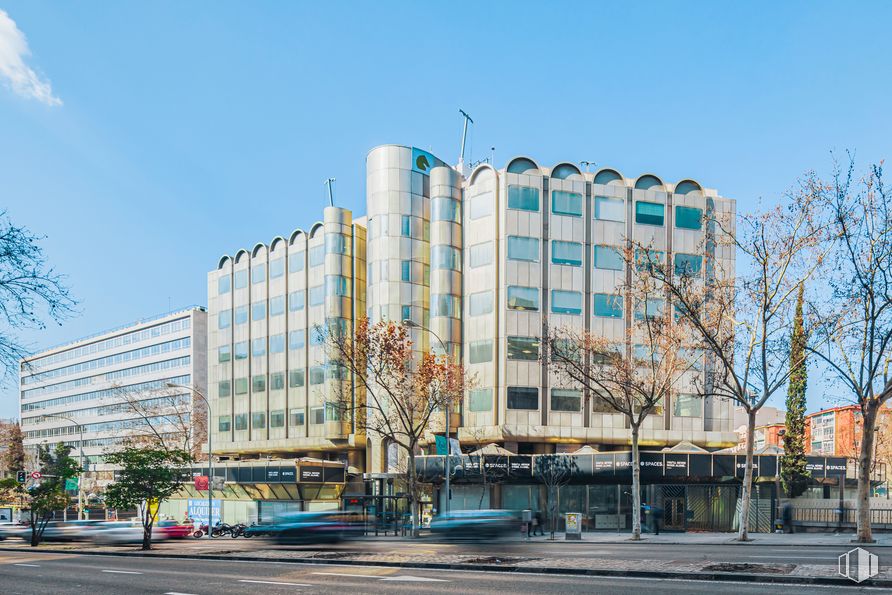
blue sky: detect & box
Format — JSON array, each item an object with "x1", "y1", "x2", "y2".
[{"x1": 1, "y1": 1, "x2": 890, "y2": 419}]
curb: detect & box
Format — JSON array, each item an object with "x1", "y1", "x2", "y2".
[{"x1": 0, "y1": 545, "x2": 887, "y2": 588}]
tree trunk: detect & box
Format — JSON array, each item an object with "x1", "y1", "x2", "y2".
[
  {"x1": 407, "y1": 448, "x2": 419, "y2": 538},
  {"x1": 737, "y1": 408, "x2": 756, "y2": 541},
  {"x1": 631, "y1": 423, "x2": 642, "y2": 540},
  {"x1": 856, "y1": 401, "x2": 878, "y2": 543},
  {"x1": 142, "y1": 522, "x2": 152, "y2": 550}
]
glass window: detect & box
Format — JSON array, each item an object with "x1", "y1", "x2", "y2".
[
  {"x1": 469, "y1": 242, "x2": 493, "y2": 268},
  {"x1": 234, "y1": 414, "x2": 247, "y2": 431},
  {"x1": 289, "y1": 291, "x2": 305, "y2": 311},
  {"x1": 218, "y1": 309, "x2": 231, "y2": 329},
  {"x1": 674, "y1": 394, "x2": 702, "y2": 417},
  {"x1": 252, "y1": 411, "x2": 266, "y2": 429},
  {"x1": 507, "y1": 236, "x2": 539, "y2": 262},
  {"x1": 552, "y1": 240, "x2": 582, "y2": 266},
  {"x1": 311, "y1": 407, "x2": 325, "y2": 425},
  {"x1": 635, "y1": 201, "x2": 665, "y2": 226},
  {"x1": 469, "y1": 291, "x2": 493, "y2": 316},
  {"x1": 289, "y1": 409, "x2": 305, "y2": 426},
  {"x1": 218, "y1": 276, "x2": 231, "y2": 295},
  {"x1": 252, "y1": 338, "x2": 266, "y2": 357},
  {"x1": 594, "y1": 245, "x2": 624, "y2": 271},
  {"x1": 218, "y1": 380, "x2": 231, "y2": 398},
  {"x1": 234, "y1": 305, "x2": 248, "y2": 325},
  {"x1": 635, "y1": 248, "x2": 665, "y2": 272},
  {"x1": 289, "y1": 369, "x2": 305, "y2": 387},
  {"x1": 432, "y1": 196, "x2": 460, "y2": 222},
  {"x1": 252, "y1": 266, "x2": 266, "y2": 284},
  {"x1": 470, "y1": 191, "x2": 493, "y2": 219},
  {"x1": 551, "y1": 388, "x2": 582, "y2": 412},
  {"x1": 270, "y1": 410, "x2": 285, "y2": 427},
  {"x1": 674, "y1": 253, "x2": 703, "y2": 276},
  {"x1": 507, "y1": 336, "x2": 539, "y2": 360},
  {"x1": 234, "y1": 377, "x2": 248, "y2": 395},
  {"x1": 289, "y1": 253, "x2": 305, "y2": 273},
  {"x1": 326, "y1": 275, "x2": 349, "y2": 297},
  {"x1": 270, "y1": 372, "x2": 285, "y2": 391},
  {"x1": 594, "y1": 196, "x2": 624, "y2": 222},
  {"x1": 507, "y1": 387, "x2": 538, "y2": 410},
  {"x1": 401, "y1": 260, "x2": 412, "y2": 282},
  {"x1": 431, "y1": 294, "x2": 458, "y2": 318},
  {"x1": 234, "y1": 342, "x2": 248, "y2": 360},
  {"x1": 552, "y1": 190, "x2": 582, "y2": 216},
  {"x1": 252, "y1": 302, "x2": 266, "y2": 321},
  {"x1": 269, "y1": 257, "x2": 284, "y2": 279},
  {"x1": 309, "y1": 366, "x2": 325, "y2": 385},
  {"x1": 675, "y1": 206, "x2": 703, "y2": 230},
  {"x1": 401, "y1": 215, "x2": 412, "y2": 237},
  {"x1": 218, "y1": 416, "x2": 231, "y2": 432},
  {"x1": 269, "y1": 295, "x2": 285, "y2": 316},
  {"x1": 234, "y1": 270, "x2": 248, "y2": 289},
  {"x1": 252, "y1": 374, "x2": 266, "y2": 392},
  {"x1": 309, "y1": 245, "x2": 324, "y2": 267},
  {"x1": 508, "y1": 185, "x2": 540, "y2": 211},
  {"x1": 309, "y1": 285, "x2": 324, "y2": 306},
  {"x1": 218, "y1": 345, "x2": 231, "y2": 363},
  {"x1": 432, "y1": 245, "x2": 460, "y2": 270},
  {"x1": 401, "y1": 305, "x2": 411, "y2": 323},
  {"x1": 507, "y1": 286, "x2": 539, "y2": 311},
  {"x1": 552, "y1": 290, "x2": 582, "y2": 315},
  {"x1": 325, "y1": 234, "x2": 346, "y2": 254},
  {"x1": 593, "y1": 294, "x2": 624, "y2": 318},
  {"x1": 469, "y1": 340, "x2": 492, "y2": 364},
  {"x1": 269, "y1": 334, "x2": 285, "y2": 354},
  {"x1": 469, "y1": 388, "x2": 492, "y2": 412},
  {"x1": 635, "y1": 298, "x2": 665, "y2": 320},
  {"x1": 289, "y1": 330, "x2": 305, "y2": 350}
]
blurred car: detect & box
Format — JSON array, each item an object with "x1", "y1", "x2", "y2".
[
  {"x1": 156, "y1": 519, "x2": 193, "y2": 539},
  {"x1": 429, "y1": 509, "x2": 518, "y2": 541},
  {"x1": 248, "y1": 511, "x2": 363, "y2": 544},
  {"x1": 0, "y1": 522, "x2": 29, "y2": 541},
  {"x1": 91, "y1": 521, "x2": 163, "y2": 545}
]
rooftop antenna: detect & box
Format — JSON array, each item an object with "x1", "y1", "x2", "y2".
[
  {"x1": 457, "y1": 109, "x2": 474, "y2": 174},
  {"x1": 580, "y1": 160, "x2": 597, "y2": 173},
  {"x1": 324, "y1": 178, "x2": 336, "y2": 207}
]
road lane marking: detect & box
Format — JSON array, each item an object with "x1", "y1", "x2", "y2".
[
  {"x1": 238, "y1": 580, "x2": 311, "y2": 586},
  {"x1": 747, "y1": 555, "x2": 835, "y2": 560},
  {"x1": 380, "y1": 575, "x2": 448, "y2": 582},
  {"x1": 313, "y1": 572, "x2": 386, "y2": 578},
  {"x1": 101, "y1": 569, "x2": 143, "y2": 574},
  {"x1": 13, "y1": 563, "x2": 40, "y2": 567},
  {"x1": 165, "y1": 592, "x2": 199, "y2": 595}
]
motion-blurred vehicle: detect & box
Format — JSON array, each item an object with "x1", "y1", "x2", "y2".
[
  {"x1": 156, "y1": 519, "x2": 193, "y2": 539},
  {"x1": 429, "y1": 509, "x2": 518, "y2": 541},
  {"x1": 0, "y1": 522, "x2": 29, "y2": 541},
  {"x1": 247, "y1": 511, "x2": 364, "y2": 544},
  {"x1": 91, "y1": 521, "x2": 155, "y2": 545}
]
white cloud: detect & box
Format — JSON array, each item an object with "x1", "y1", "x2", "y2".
[{"x1": 0, "y1": 9, "x2": 61, "y2": 106}]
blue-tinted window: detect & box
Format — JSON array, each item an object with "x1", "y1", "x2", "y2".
[
  {"x1": 507, "y1": 286, "x2": 539, "y2": 311},
  {"x1": 269, "y1": 334, "x2": 285, "y2": 353},
  {"x1": 552, "y1": 190, "x2": 582, "y2": 216},
  {"x1": 507, "y1": 236, "x2": 539, "y2": 262},
  {"x1": 401, "y1": 215, "x2": 411, "y2": 237},
  {"x1": 289, "y1": 330, "x2": 305, "y2": 350},
  {"x1": 551, "y1": 290, "x2": 582, "y2": 315},
  {"x1": 289, "y1": 291, "x2": 305, "y2": 311},
  {"x1": 507, "y1": 336, "x2": 539, "y2": 360},
  {"x1": 269, "y1": 258, "x2": 284, "y2": 279},
  {"x1": 594, "y1": 196, "x2": 624, "y2": 222},
  {"x1": 401, "y1": 260, "x2": 412, "y2": 282},
  {"x1": 469, "y1": 242, "x2": 492, "y2": 268},
  {"x1": 594, "y1": 294, "x2": 623, "y2": 318},
  {"x1": 234, "y1": 413, "x2": 247, "y2": 429},
  {"x1": 469, "y1": 388, "x2": 492, "y2": 412},
  {"x1": 675, "y1": 206, "x2": 703, "y2": 230},
  {"x1": 289, "y1": 369, "x2": 305, "y2": 388},
  {"x1": 252, "y1": 302, "x2": 266, "y2": 321},
  {"x1": 234, "y1": 270, "x2": 248, "y2": 289},
  {"x1": 469, "y1": 291, "x2": 493, "y2": 316},
  {"x1": 432, "y1": 294, "x2": 458, "y2": 318},
  {"x1": 252, "y1": 338, "x2": 266, "y2": 357},
  {"x1": 309, "y1": 285, "x2": 324, "y2": 306},
  {"x1": 432, "y1": 245, "x2": 460, "y2": 270},
  {"x1": 309, "y1": 366, "x2": 325, "y2": 385},
  {"x1": 325, "y1": 275, "x2": 349, "y2": 297},
  {"x1": 674, "y1": 253, "x2": 703, "y2": 276},
  {"x1": 218, "y1": 344, "x2": 231, "y2": 363},
  {"x1": 552, "y1": 240, "x2": 582, "y2": 266},
  {"x1": 252, "y1": 266, "x2": 266, "y2": 284},
  {"x1": 218, "y1": 276, "x2": 231, "y2": 295},
  {"x1": 470, "y1": 191, "x2": 493, "y2": 219},
  {"x1": 289, "y1": 253, "x2": 305, "y2": 273},
  {"x1": 218, "y1": 309, "x2": 231, "y2": 329},
  {"x1": 270, "y1": 408, "x2": 285, "y2": 425},
  {"x1": 252, "y1": 410, "x2": 266, "y2": 428},
  {"x1": 594, "y1": 245, "x2": 624, "y2": 271},
  {"x1": 234, "y1": 306, "x2": 248, "y2": 325},
  {"x1": 325, "y1": 234, "x2": 347, "y2": 254},
  {"x1": 269, "y1": 295, "x2": 285, "y2": 316},
  {"x1": 635, "y1": 298, "x2": 665, "y2": 320},
  {"x1": 234, "y1": 378, "x2": 248, "y2": 395},
  {"x1": 309, "y1": 245, "x2": 324, "y2": 267},
  {"x1": 234, "y1": 342, "x2": 248, "y2": 360},
  {"x1": 507, "y1": 387, "x2": 538, "y2": 410},
  {"x1": 635, "y1": 201, "x2": 665, "y2": 226},
  {"x1": 635, "y1": 248, "x2": 665, "y2": 272},
  {"x1": 551, "y1": 388, "x2": 581, "y2": 412},
  {"x1": 401, "y1": 305, "x2": 411, "y2": 323},
  {"x1": 508, "y1": 185, "x2": 540, "y2": 212},
  {"x1": 432, "y1": 197, "x2": 460, "y2": 222},
  {"x1": 674, "y1": 394, "x2": 702, "y2": 417},
  {"x1": 469, "y1": 340, "x2": 492, "y2": 364}
]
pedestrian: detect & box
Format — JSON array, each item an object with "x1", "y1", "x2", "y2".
[
  {"x1": 782, "y1": 501, "x2": 794, "y2": 534},
  {"x1": 533, "y1": 510, "x2": 545, "y2": 536},
  {"x1": 651, "y1": 505, "x2": 664, "y2": 535}
]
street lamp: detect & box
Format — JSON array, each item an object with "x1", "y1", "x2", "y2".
[
  {"x1": 402, "y1": 319, "x2": 456, "y2": 514},
  {"x1": 44, "y1": 413, "x2": 84, "y2": 521},
  {"x1": 167, "y1": 383, "x2": 213, "y2": 538}
]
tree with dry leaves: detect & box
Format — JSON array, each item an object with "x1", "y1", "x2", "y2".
[
  {"x1": 544, "y1": 251, "x2": 702, "y2": 540},
  {"x1": 323, "y1": 317, "x2": 469, "y2": 537},
  {"x1": 808, "y1": 160, "x2": 892, "y2": 542},
  {"x1": 636, "y1": 176, "x2": 827, "y2": 540}
]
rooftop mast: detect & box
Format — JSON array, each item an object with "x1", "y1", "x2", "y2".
[{"x1": 457, "y1": 108, "x2": 474, "y2": 175}]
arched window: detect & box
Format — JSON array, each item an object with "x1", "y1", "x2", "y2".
[
  {"x1": 593, "y1": 169, "x2": 623, "y2": 185},
  {"x1": 635, "y1": 174, "x2": 664, "y2": 190},
  {"x1": 675, "y1": 180, "x2": 702, "y2": 195},
  {"x1": 506, "y1": 157, "x2": 539, "y2": 174},
  {"x1": 551, "y1": 163, "x2": 582, "y2": 180}
]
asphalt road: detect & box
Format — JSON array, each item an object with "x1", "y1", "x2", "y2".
[{"x1": 0, "y1": 550, "x2": 881, "y2": 594}]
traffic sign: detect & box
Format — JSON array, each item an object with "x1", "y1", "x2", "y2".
[{"x1": 30, "y1": 471, "x2": 42, "y2": 479}]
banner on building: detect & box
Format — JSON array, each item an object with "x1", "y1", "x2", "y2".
[{"x1": 187, "y1": 498, "x2": 221, "y2": 525}]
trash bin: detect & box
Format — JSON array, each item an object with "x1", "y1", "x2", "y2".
[{"x1": 565, "y1": 512, "x2": 582, "y2": 540}]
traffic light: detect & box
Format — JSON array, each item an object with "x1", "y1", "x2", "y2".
[{"x1": 16, "y1": 471, "x2": 26, "y2": 483}]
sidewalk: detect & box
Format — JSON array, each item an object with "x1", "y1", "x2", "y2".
[{"x1": 518, "y1": 530, "x2": 892, "y2": 546}]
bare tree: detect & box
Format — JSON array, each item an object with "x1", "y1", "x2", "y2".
[
  {"x1": 0, "y1": 212, "x2": 76, "y2": 380},
  {"x1": 636, "y1": 177, "x2": 826, "y2": 540},
  {"x1": 808, "y1": 160, "x2": 892, "y2": 542},
  {"x1": 544, "y1": 252, "x2": 701, "y2": 540},
  {"x1": 533, "y1": 454, "x2": 578, "y2": 539},
  {"x1": 324, "y1": 317, "x2": 469, "y2": 537},
  {"x1": 112, "y1": 383, "x2": 205, "y2": 460}
]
